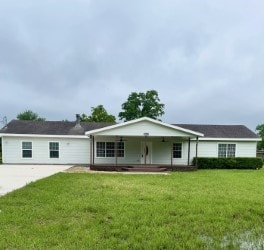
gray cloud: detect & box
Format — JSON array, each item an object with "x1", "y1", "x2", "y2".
[{"x1": 0, "y1": 0, "x2": 264, "y2": 130}]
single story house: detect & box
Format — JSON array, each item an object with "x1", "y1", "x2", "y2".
[{"x1": 0, "y1": 115, "x2": 260, "y2": 169}]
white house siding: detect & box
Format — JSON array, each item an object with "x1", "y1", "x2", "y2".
[
  {"x1": 2, "y1": 136, "x2": 90, "y2": 164},
  {"x1": 189, "y1": 140, "x2": 257, "y2": 159},
  {"x1": 93, "y1": 120, "x2": 197, "y2": 137},
  {"x1": 194, "y1": 141, "x2": 217, "y2": 157},
  {"x1": 152, "y1": 139, "x2": 190, "y2": 165},
  {"x1": 234, "y1": 142, "x2": 257, "y2": 157},
  {"x1": 2, "y1": 135, "x2": 257, "y2": 166}
]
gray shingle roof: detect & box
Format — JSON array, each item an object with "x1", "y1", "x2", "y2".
[
  {"x1": 174, "y1": 124, "x2": 259, "y2": 138},
  {"x1": 0, "y1": 120, "x2": 259, "y2": 139},
  {"x1": 0, "y1": 120, "x2": 114, "y2": 135}
]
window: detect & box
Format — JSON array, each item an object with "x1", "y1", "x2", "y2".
[
  {"x1": 218, "y1": 144, "x2": 227, "y2": 158},
  {"x1": 173, "y1": 143, "x2": 182, "y2": 158},
  {"x1": 117, "y1": 142, "x2": 124, "y2": 157},
  {"x1": 96, "y1": 141, "x2": 124, "y2": 158},
  {"x1": 96, "y1": 142, "x2": 106, "y2": 157},
  {"x1": 22, "y1": 141, "x2": 32, "y2": 158},
  {"x1": 106, "y1": 142, "x2": 115, "y2": 157},
  {"x1": 49, "y1": 142, "x2": 59, "y2": 158},
  {"x1": 218, "y1": 144, "x2": 236, "y2": 158}
]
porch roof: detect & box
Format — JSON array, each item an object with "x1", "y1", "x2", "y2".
[{"x1": 85, "y1": 117, "x2": 204, "y2": 138}]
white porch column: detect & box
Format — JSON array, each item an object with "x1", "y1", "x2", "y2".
[
  {"x1": 90, "y1": 135, "x2": 93, "y2": 166},
  {"x1": 144, "y1": 135, "x2": 147, "y2": 165},
  {"x1": 195, "y1": 136, "x2": 199, "y2": 166},
  {"x1": 92, "y1": 136, "x2": 95, "y2": 165},
  {"x1": 187, "y1": 138, "x2": 191, "y2": 166},
  {"x1": 170, "y1": 142, "x2": 173, "y2": 166},
  {"x1": 115, "y1": 136, "x2": 118, "y2": 166}
]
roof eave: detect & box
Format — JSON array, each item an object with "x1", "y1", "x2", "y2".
[
  {"x1": 0, "y1": 133, "x2": 88, "y2": 139},
  {"x1": 198, "y1": 137, "x2": 261, "y2": 141}
]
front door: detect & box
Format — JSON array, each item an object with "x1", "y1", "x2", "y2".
[{"x1": 141, "y1": 142, "x2": 152, "y2": 164}]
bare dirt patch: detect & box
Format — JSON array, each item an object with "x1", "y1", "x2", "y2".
[{"x1": 64, "y1": 166, "x2": 90, "y2": 173}]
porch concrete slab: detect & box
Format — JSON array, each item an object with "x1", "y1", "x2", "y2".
[{"x1": 0, "y1": 165, "x2": 71, "y2": 196}]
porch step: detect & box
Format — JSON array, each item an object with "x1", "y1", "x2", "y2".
[{"x1": 90, "y1": 165, "x2": 197, "y2": 172}]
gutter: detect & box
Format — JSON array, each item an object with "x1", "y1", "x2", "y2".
[{"x1": 0, "y1": 133, "x2": 88, "y2": 139}]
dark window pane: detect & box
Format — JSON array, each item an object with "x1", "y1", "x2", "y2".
[
  {"x1": 23, "y1": 150, "x2": 32, "y2": 158},
  {"x1": 50, "y1": 151, "x2": 59, "y2": 158},
  {"x1": 227, "y1": 144, "x2": 236, "y2": 157},
  {"x1": 96, "y1": 142, "x2": 105, "y2": 157},
  {"x1": 49, "y1": 142, "x2": 59, "y2": 151},
  {"x1": 22, "y1": 142, "x2": 32, "y2": 150},
  {"x1": 96, "y1": 141, "x2": 124, "y2": 158},
  {"x1": 117, "y1": 150, "x2": 124, "y2": 157},
  {"x1": 218, "y1": 144, "x2": 227, "y2": 158},
  {"x1": 106, "y1": 149, "x2": 115, "y2": 157}
]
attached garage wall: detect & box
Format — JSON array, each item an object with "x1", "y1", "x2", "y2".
[{"x1": 2, "y1": 136, "x2": 90, "y2": 164}]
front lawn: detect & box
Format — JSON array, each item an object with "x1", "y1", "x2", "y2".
[{"x1": 0, "y1": 170, "x2": 264, "y2": 249}]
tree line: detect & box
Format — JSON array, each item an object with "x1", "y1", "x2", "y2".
[{"x1": 16, "y1": 90, "x2": 164, "y2": 123}]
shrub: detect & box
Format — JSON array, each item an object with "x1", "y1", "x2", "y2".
[{"x1": 193, "y1": 157, "x2": 263, "y2": 170}]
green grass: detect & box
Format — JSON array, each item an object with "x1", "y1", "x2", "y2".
[{"x1": 0, "y1": 170, "x2": 264, "y2": 249}]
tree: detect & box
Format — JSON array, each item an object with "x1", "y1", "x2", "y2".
[
  {"x1": 0, "y1": 138, "x2": 2, "y2": 163},
  {"x1": 17, "y1": 110, "x2": 45, "y2": 121},
  {"x1": 80, "y1": 105, "x2": 116, "y2": 123},
  {"x1": 118, "y1": 90, "x2": 165, "y2": 121},
  {"x1": 256, "y1": 124, "x2": 264, "y2": 150}
]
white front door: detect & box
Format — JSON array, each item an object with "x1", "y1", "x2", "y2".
[{"x1": 141, "y1": 142, "x2": 152, "y2": 164}]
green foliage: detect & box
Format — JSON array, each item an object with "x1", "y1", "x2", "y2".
[
  {"x1": 194, "y1": 157, "x2": 263, "y2": 169},
  {"x1": 17, "y1": 110, "x2": 45, "y2": 121},
  {"x1": 256, "y1": 124, "x2": 264, "y2": 150},
  {"x1": 118, "y1": 90, "x2": 165, "y2": 121},
  {"x1": 0, "y1": 137, "x2": 1, "y2": 152},
  {"x1": 1, "y1": 171, "x2": 264, "y2": 248},
  {"x1": 80, "y1": 105, "x2": 116, "y2": 122}
]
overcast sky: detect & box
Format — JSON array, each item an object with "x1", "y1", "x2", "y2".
[{"x1": 0, "y1": 0, "x2": 263, "y2": 130}]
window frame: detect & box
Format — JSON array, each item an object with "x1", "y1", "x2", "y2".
[
  {"x1": 96, "y1": 141, "x2": 125, "y2": 158},
  {"x1": 22, "y1": 141, "x2": 33, "y2": 159},
  {"x1": 49, "y1": 142, "x2": 60, "y2": 159},
  {"x1": 173, "y1": 142, "x2": 182, "y2": 159},
  {"x1": 218, "y1": 143, "x2": 236, "y2": 158}
]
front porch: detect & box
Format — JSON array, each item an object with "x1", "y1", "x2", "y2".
[{"x1": 85, "y1": 117, "x2": 204, "y2": 171}]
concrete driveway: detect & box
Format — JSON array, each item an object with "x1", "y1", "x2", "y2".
[{"x1": 0, "y1": 165, "x2": 71, "y2": 196}]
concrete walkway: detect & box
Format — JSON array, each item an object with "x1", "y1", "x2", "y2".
[{"x1": 0, "y1": 165, "x2": 71, "y2": 196}]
